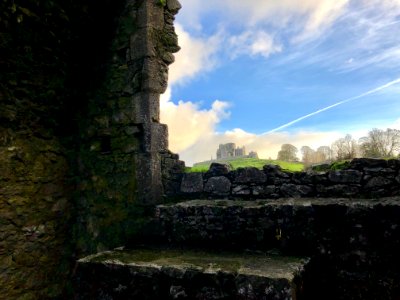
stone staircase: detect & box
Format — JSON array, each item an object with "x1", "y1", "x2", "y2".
[
  {"x1": 74, "y1": 195, "x2": 400, "y2": 299},
  {"x1": 74, "y1": 159, "x2": 400, "y2": 299}
]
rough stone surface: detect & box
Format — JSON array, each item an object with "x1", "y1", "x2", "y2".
[
  {"x1": 233, "y1": 167, "x2": 267, "y2": 183},
  {"x1": 178, "y1": 159, "x2": 400, "y2": 199},
  {"x1": 280, "y1": 184, "x2": 313, "y2": 197},
  {"x1": 264, "y1": 164, "x2": 291, "y2": 178},
  {"x1": 74, "y1": 247, "x2": 306, "y2": 300},
  {"x1": 180, "y1": 173, "x2": 204, "y2": 193},
  {"x1": 0, "y1": 134, "x2": 72, "y2": 299},
  {"x1": 0, "y1": 0, "x2": 182, "y2": 298},
  {"x1": 328, "y1": 170, "x2": 362, "y2": 183},
  {"x1": 204, "y1": 162, "x2": 232, "y2": 179},
  {"x1": 155, "y1": 198, "x2": 400, "y2": 257},
  {"x1": 349, "y1": 158, "x2": 388, "y2": 169},
  {"x1": 167, "y1": 0, "x2": 182, "y2": 12},
  {"x1": 204, "y1": 176, "x2": 231, "y2": 195},
  {"x1": 364, "y1": 176, "x2": 393, "y2": 188}
]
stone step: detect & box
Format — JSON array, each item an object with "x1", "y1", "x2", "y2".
[
  {"x1": 74, "y1": 247, "x2": 307, "y2": 299},
  {"x1": 154, "y1": 197, "x2": 400, "y2": 256}
]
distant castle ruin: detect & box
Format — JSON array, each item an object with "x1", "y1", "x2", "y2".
[
  {"x1": 216, "y1": 143, "x2": 258, "y2": 160},
  {"x1": 193, "y1": 143, "x2": 258, "y2": 167}
]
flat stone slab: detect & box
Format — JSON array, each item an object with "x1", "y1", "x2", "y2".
[
  {"x1": 155, "y1": 197, "x2": 400, "y2": 255},
  {"x1": 74, "y1": 247, "x2": 306, "y2": 299},
  {"x1": 159, "y1": 197, "x2": 400, "y2": 208}
]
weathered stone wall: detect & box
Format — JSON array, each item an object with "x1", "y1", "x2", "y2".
[
  {"x1": 74, "y1": 0, "x2": 183, "y2": 254},
  {"x1": 154, "y1": 198, "x2": 400, "y2": 299},
  {"x1": 0, "y1": 130, "x2": 72, "y2": 299},
  {"x1": 0, "y1": 1, "x2": 83, "y2": 297},
  {"x1": 180, "y1": 158, "x2": 400, "y2": 199},
  {"x1": 0, "y1": 0, "x2": 183, "y2": 298}
]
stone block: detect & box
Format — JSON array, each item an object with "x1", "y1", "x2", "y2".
[
  {"x1": 204, "y1": 176, "x2": 231, "y2": 195},
  {"x1": 322, "y1": 184, "x2": 360, "y2": 197},
  {"x1": 234, "y1": 167, "x2": 267, "y2": 184},
  {"x1": 136, "y1": 0, "x2": 165, "y2": 29},
  {"x1": 167, "y1": 0, "x2": 182, "y2": 13},
  {"x1": 313, "y1": 172, "x2": 328, "y2": 184},
  {"x1": 364, "y1": 176, "x2": 393, "y2": 189},
  {"x1": 134, "y1": 152, "x2": 163, "y2": 205},
  {"x1": 328, "y1": 170, "x2": 362, "y2": 183},
  {"x1": 130, "y1": 92, "x2": 160, "y2": 123},
  {"x1": 142, "y1": 123, "x2": 168, "y2": 153},
  {"x1": 204, "y1": 163, "x2": 232, "y2": 179},
  {"x1": 180, "y1": 173, "x2": 204, "y2": 194},
  {"x1": 292, "y1": 172, "x2": 314, "y2": 184},
  {"x1": 280, "y1": 184, "x2": 313, "y2": 197},
  {"x1": 129, "y1": 28, "x2": 155, "y2": 60},
  {"x1": 263, "y1": 164, "x2": 290, "y2": 178},
  {"x1": 349, "y1": 158, "x2": 388, "y2": 170},
  {"x1": 232, "y1": 185, "x2": 251, "y2": 195},
  {"x1": 75, "y1": 247, "x2": 305, "y2": 300},
  {"x1": 141, "y1": 58, "x2": 168, "y2": 93}
]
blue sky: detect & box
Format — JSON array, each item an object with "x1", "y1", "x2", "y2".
[{"x1": 160, "y1": 0, "x2": 400, "y2": 165}]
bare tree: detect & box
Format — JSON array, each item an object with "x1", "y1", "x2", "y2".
[
  {"x1": 332, "y1": 134, "x2": 358, "y2": 160},
  {"x1": 277, "y1": 144, "x2": 298, "y2": 162},
  {"x1": 359, "y1": 128, "x2": 400, "y2": 158},
  {"x1": 301, "y1": 146, "x2": 315, "y2": 166},
  {"x1": 316, "y1": 146, "x2": 333, "y2": 162},
  {"x1": 301, "y1": 145, "x2": 332, "y2": 166}
]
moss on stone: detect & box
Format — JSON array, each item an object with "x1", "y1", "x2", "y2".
[{"x1": 81, "y1": 247, "x2": 306, "y2": 280}]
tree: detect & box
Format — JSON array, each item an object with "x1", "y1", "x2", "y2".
[
  {"x1": 359, "y1": 128, "x2": 400, "y2": 158},
  {"x1": 301, "y1": 145, "x2": 332, "y2": 166},
  {"x1": 301, "y1": 146, "x2": 315, "y2": 166},
  {"x1": 277, "y1": 144, "x2": 298, "y2": 161},
  {"x1": 316, "y1": 146, "x2": 333, "y2": 162},
  {"x1": 332, "y1": 134, "x2": 358, "y2": 160}
]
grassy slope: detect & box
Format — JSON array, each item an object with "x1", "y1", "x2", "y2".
[{"x1": 188, "y1": 158, "x2": 304, "y2": 173}]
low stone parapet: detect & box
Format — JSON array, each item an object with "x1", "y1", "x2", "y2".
[{"x1": 179, "y1": 158, "x2": 400, "y2": 199}]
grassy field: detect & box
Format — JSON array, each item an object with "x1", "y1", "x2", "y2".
[{"x1": 187, "y1": 158, "x2": 304, "y2": 173}]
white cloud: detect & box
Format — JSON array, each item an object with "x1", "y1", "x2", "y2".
[
  {"x1": 179, "y1": 0, "x2": 349, "y2": 43},
  {"x1": 229, "y1": 31, "x2": 282, "y2": 59},
  {"x1": 283, "y1": 1, "x2": 400, "y2": 72},
  {"x1": 160, "y1": 88, "x2": 230, "y2": 154},
  {"x1": 160, "y1": 22, "x2": 229, "y2": 158},
  {"x1": 173, "y1": 0, "x2": 205, "y2": 31},
  {"x1": 169, "y1": 23, "x2": 221, "y2": 86}
]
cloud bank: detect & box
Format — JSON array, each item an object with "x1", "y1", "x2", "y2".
[{"x1": 169, "y1": 24, "x2": 221, "y2": 85}]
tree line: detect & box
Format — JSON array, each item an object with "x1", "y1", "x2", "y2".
[{"x1": 277, "y1": 128, "x2": 400, "y2": 166}]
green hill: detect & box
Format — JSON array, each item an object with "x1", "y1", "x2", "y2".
[{"x1": 187, "y1": 158, "x2": 304, "y2": 173}]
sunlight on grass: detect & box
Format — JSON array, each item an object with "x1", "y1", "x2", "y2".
[{"x1": 187, "y1": 158, "x2": 304, "y2": 173}]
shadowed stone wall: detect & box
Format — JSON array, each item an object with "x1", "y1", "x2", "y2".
[
  {"x1": 74, "y1": 0, "x2": 184, "y2": 255},
  {"x1": 0, "y1": 0, "x2": 183, "y2": 298}
]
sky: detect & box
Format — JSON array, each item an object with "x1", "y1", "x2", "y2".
[{"x1": 160, "y1": 0, "x2": 400, "y2": 166}]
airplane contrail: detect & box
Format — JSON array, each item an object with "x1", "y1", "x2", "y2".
[{"x1": 266, "y1": 77, "x2": 400, "y2": 134}]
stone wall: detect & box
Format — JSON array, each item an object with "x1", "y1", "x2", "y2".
[
  {"x1": 154, "y1": 198, "x2": 400, "y2": 299},
  {"x1": 74, "y1": 0, "x2": 184, "y2": 255},
  {"x1": 180, "y1": 158, "x2": 400, "y2": 199},
  {"x1": 0, "y1": 0, "x2": 82, "y2": 297},
  {"x1": 0, "y1": 130, "x2": 72, "y2": 299},
  {"x1": 0, "y1": 0, "x2": 182, "y2": 298}
]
